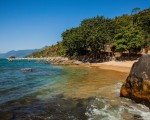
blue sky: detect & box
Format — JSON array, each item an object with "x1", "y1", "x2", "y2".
[{"x1": 0, "y1": 0, "x2": 149, "y2": 53}]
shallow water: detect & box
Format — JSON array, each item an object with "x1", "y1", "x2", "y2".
[{"x1": 0, "y1": 59, "x2": 149, "y2": 120}]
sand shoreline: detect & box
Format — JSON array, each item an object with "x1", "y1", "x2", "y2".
[
  {"x1": 83, "y1": 60, "x2": 136, "y2": 73},
  {"x1": 14, "y1": 57, "x2": 136, "y2": 73}
]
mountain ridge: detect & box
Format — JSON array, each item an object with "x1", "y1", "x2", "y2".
[{"x1": 0, "y1": 49, "x2": 41, "y2": 58}]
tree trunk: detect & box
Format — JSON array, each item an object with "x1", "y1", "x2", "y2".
[{"x1": 128, "y1": 50, "x2": 131, "y2": 60}]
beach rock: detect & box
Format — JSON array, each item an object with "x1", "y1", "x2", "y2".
[{"x1": 120, "y1": 55, "x2": 150, "y2": 108}]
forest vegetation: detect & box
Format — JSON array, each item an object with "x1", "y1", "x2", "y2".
[{"x1": 27, "y1": 8, "x2": 150, "y2": 62}]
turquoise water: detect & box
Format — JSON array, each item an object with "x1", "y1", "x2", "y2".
[
  {"x1": 0, "y1": 59, "x2": 66, "y2": 104},
  {"x1": 0, "y1": 59, "x2": 91, "y2": 120},
  {"x1": 0, "y1": 59, "x2": 150, "y2": 120}
]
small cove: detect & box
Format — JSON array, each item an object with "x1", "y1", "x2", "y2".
[{"x1": 0, "y1": 59, "x2": 149, "y2": 120}]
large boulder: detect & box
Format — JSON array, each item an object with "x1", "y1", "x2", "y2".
[{"x1": 120, "y1": 55, "x2": 150, "y2": 108}]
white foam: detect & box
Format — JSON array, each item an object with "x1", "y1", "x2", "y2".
[
  {"x1": 86, "y1": 97, "x2": 122, "y2": 120},
  {"x1": 86, "y1": 106, "x2": 122, "y2": 120},
  {"x1": 137, "y1": 104, "x2": 150, "y2": 111},
  {"x1": 113, "y1": 89, "x2": 120, "y2": 94},
  {"x1": 86, "y1": 97, "x2": 150, "y2": 120},
  {"x1": 127, "y1": 105, "x2": 150, "y2": 120},
  {"x1": 117, "y1": 82, "x2": 123, "y2": 86}
]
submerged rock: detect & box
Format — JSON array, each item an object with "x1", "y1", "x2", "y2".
[
  {"x1": 0, "y1": 94, "x2": 90, "y2": 120},
  {"x1": 0, "y1": 111, "x2": 13, "y2": 120},
  {"x1": 21, "y1": 68, "x2": 33, "y2": 72},
  {"x1": 120, "y1": 55, "x2": 150, "y2": 108}
]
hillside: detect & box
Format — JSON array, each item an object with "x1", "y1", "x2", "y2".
[
  {"x1": 28, "y1": 8, "x2": 150, "y2": 60},
  {"x1": 27, "y1": 42, "x2": 64, "y2": 58},
  {"x1": 0, "y1": 49, "x2": 40, "y2": 58}
]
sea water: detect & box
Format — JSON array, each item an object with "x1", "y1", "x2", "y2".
[{"x1": 0, "y1": 59, "x2": 150, "y2": 120}]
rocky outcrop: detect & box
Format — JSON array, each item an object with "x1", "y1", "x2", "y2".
[
  {"x1": 45, "y1": 57, "x2": 83, "y2": 65},
  {"x1": 120, "y1": 55, "x2": 150, "y2": 108}
]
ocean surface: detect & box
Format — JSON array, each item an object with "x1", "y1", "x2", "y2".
[{"x1": 0, "y1": 59, "x2": 150, "y2": 120}]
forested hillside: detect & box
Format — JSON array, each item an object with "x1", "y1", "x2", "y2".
[
  {"x1": 27, "y1": 42, "x2": 64, "y2": 58},
  {"x1": 28, "y1": 8, "x2": 150, "y2": 61}
]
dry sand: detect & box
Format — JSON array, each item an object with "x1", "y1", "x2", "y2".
[{"x1": 82, "y1": 60, "x2": 137, "y2": 73}]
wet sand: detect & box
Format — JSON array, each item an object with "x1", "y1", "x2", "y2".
[
  {"x1": 63, "y1": 67, "x2": 129, "y2": 99},
  {"x1": 60, "y1": 60, "x2": 137, "y2": 99}
]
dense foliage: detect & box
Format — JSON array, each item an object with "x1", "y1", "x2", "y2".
[
  {"x1": 27, "y1": 42, "x2": 65, "y2": 58},
  {"x1": 29, "y1": 8, "x2": 150, "y2": 60}
]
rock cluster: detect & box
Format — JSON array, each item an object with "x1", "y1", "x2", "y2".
[
  {"x1": 120, "y1": 55, "x2": 150, "y2": 108},
  {"x1": 45, "y1": 57, "x2": 82, "y2": 65}
]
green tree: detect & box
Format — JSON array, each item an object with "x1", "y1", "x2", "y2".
[
  {"x1": 62, "y1": 27, "x2": 87, "y2": 57},
  {"x1": 80, "y1": 16, "x2": 115, "y2": 58},
  {"x1": 131, "y1": 8, "x2": 141, "y2": 15},
  {"x1": 138, "y1": 8, "x2": 150, "y2": 47},
  {"x1": 113, "y1": 25, "x2": 144, "y2": 56}
]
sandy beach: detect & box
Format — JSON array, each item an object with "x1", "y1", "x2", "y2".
[
  {"x1": 16, "y1": 57, "x2": 136, "y2": 73},
  {"x1": 83, "y1": 60, "x2": 137, "y2": 73}
]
